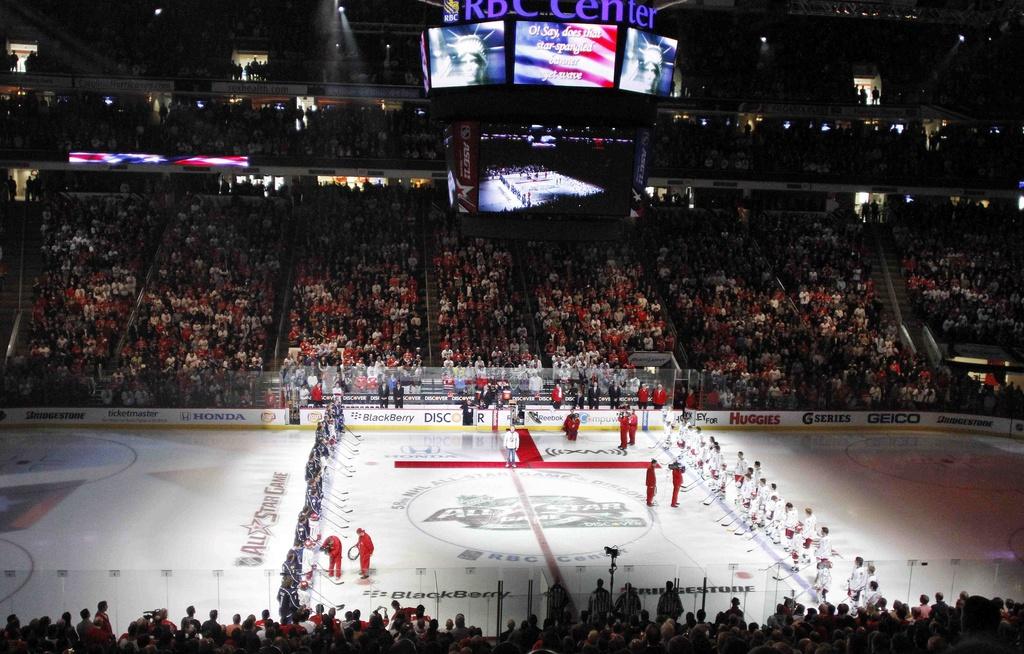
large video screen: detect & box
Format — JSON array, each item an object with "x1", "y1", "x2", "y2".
[
  {"x1": 513, "y1": 22, "x2": 618, "y2": 88},
  {"x1": 619, "y1": 28, "x2": 677, "y2": 96},
  {"x1": 478, "y1": 125, "x2": 635, "y2": 216},
  {"x1": 427, "y1": 21, "x2": 507, "y2": 88}
]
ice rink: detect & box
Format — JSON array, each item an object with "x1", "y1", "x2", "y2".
[
  {"x1": 2, "y1": 421, "x2": 1023, "y2": 631},
  {"x1": 479, "y1": 172, "x2": 602, "y2": 212}
]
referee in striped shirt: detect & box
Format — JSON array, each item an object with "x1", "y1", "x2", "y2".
[{"x1": 588, "y1": 579, "x2": 612, "y2": 620}]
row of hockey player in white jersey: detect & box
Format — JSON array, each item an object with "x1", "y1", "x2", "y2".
[{"x1": 663, "y1": 412, "x2": 882, "y2": 607}]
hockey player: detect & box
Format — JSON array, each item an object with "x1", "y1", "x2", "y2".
[
  {"x1": 278, "y1": 578, "x2": 301, "y2": 624},
  {"x1": 801, "y1": 508, "x2": 818, "y2": 565},
  {"x1": 733, "y1": 452, "x2": 748, "y2": 487},
  {"x1": 618, "y1": 410, "x2": 629, "y2": 449},
  {"x1": 627, "y1": 410, "x2": 639, "y2": 445},
  {"x1": 708, "y1": 444, "x2": 723, "y2": 485},
  {"x1": 356, "y1": 528, "x2": 374, "y2": 579},
  {"x1": 750, "y1": 478, "x2": 768, "y2": 528},
  {"x1": 847, "y1": 556, "x2": 868, "y2": 608},
  {"x1": 645, "y1": 459, "x2": 659, "y2": 506},
  {"x1": 562, "y1": 411, "x2": 580, "y2": 442},
  {"x1": 813, "y1": 526, "x2": 832, "y2": 601},
  {"x1": 783, "y1": 503, "x2": 800, "y2": 568},
  {"x1": 765, "y1": 493, "x2": 781, "y2": 543},
  {"x1": 321, "y1": 534, "x2": 343, "y2": 579},
  {"x1": 716, "y1": 463, "x2": 728, "y2": 499},
  {"x1": 669, "y1": 462, "x2": 684, "y2": 508}
]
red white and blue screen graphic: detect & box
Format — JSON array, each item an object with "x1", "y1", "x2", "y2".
[
  {"x1": 428, "y1": 21, "x2": 507, "y2": 88},
  {"x1": 514, "y1": 22, "x2": 618, "y2": 88},
  {"x1": 69, "y1": 153, "x2": 249, "y2": 167},
  {"x1": 619, "y1": 28, "x2": 677, "y2": 96}
]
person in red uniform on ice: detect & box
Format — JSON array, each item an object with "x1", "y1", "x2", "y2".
[
  {"x1": 551, "y1": 383, "x2": 563, "y2": 409},
  {"x1": 628, "y1": 409, "x2": 639, "y2": 445},
  {"x1": 618, "y1": 410, "x2": 629, "y2": 449},
  {"x1": 637, "y1": 384, "x2": 649, "y2": 409},
  {"x1": 652, "y1": 384, "x2": 667, "y2": 410},
  {"x1": 356, "y1": 528, "x2": 374, "y2": 579},
  {"x1": 645, "y1": 459, "x2": 659, "y2": 506},
  {"x1": 321, "y1": 534, "x2": 342, "y2": 578},
  {"x1": 562, "y1": 411, "x2": 580, "y2": 441},
  {"x1": 669, "y1": 462, "x2": 684, "y2": 507}
]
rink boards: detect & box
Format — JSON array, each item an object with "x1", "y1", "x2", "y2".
[{"x1": 3, "y1": 407, "x2": 1021, "y2": 439}]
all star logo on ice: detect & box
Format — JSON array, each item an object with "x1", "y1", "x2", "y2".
[
  {"x1": 424, "y1": 494, "x2": 644, "y2": 530},
  {"x1": 405, "y1": 471, "x2": 652, "y2": 558}
]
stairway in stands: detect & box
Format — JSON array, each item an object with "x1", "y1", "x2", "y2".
[
  {"x1": 868, "y1": 222, "x2": 929, "y2": 354},
  {"x1": 0, "y1": 201, "x2": 45, "y2": 364}
]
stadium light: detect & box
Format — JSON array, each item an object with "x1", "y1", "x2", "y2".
[
  {"x1": 154, "y1": 7, "x2": 163, "y2": 15},
  {"x1": 760, "y1": 36, "x2": 767, "y2": 43},
  {"x1": 958, "y1": 34, "x2": 965, "y2": 42}
]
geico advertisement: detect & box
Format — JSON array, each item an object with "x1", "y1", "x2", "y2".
[{"x1": 683, "y1": 410, "x2": 1013, "y2": 436}]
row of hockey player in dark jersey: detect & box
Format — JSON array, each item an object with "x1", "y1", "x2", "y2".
[{"x1": 278, "y1": 400, "x2": 375, "y2": 621}]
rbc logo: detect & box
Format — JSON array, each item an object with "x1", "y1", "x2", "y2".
[{"x1": 443, "y1": 0, "x2": 460, "y2": 23}]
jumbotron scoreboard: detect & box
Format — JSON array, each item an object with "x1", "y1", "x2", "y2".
[{"x1": 423, "y1": 0, "x2": 675, "y2": 218}]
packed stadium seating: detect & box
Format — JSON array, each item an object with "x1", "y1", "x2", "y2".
[
  {"x1": 433, "y1": 223, "x2": 533, "y2": 368},
  {"x1": 645, "y1": 208, "x2": 960, "y2": 411},
  {"x1": 522, "y1": 242, "x2": 673, "y2": 367},
  {"x1": 0, "y1": 95, "x2": 441, "y2": 161},
  {"x1": 287, "y1": 185, "x2": 427, "y2": 368},
  {"x1": 651, "y1": 118, "x2": 1024, "y2": 182},
  {"x1": 116, "y1": 194, "x2": 286, "y2": 406},
  {"x1": 4, "y1": 194, "x2": 163, "y2": 404},
  {"x1": 892, "y1": 201, "x2": 1024, "y2": 348}
]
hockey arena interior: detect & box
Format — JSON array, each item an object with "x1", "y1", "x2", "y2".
[{"x1": 1, "y1": 0, "x2": 1024, "y2": 652}]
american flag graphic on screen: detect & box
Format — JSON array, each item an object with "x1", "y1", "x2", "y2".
[{"x1": 514, "y1": 22, "x2": 618, "y2": 88}]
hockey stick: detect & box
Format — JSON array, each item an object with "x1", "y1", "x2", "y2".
[
  {"x1": 315, "y1": 515, "x2": 350, "y2": 531},
  {"x1": 772, "y1": 562, "x2": 809, "y2": 583},
  {"x1": 305, "y1": 579, "x2": 346, "y2": 603}
]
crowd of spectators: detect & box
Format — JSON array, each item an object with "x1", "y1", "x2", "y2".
[
  {"x1": 287, "y1": 184, "x2": 427, "y2": 370},
  {"x1": 433, "y1": 221, "x2": 533, "y2": 368},
  {"x1": 522, "y1": 242, "x2": 674, "y2": 367},
  {"x1": 651, "y1": 118, "x2": 1024, "y2": 183},
  {"x1": 647, "y1": 208, "x2": 955, "y2": 412},
  {"x1": 673, "y1": 13, "x2": 1024, "y2": 113},
  {"x1": 0, "y1": 95, "x2": 442, "y2": 162},
  {"x1": 1, "y1": 1, "x2": 422, "y2": 85},
  {"x1": 112, "y1": 194, "x2": 286, "y2": 407},
  {"x1": 892, "y1": 200, "x2": 1023, "y2": 348},
  {"x1": 2, "y1": 588, "x2": 1019, "y2": 654},
  {"x1": 3, "y1": 194, "x2": 165, "y2": 405}
]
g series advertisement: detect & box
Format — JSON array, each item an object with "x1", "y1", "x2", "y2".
[{"x1": 445, "y1": 121, "x2": 481, "y2": 213}]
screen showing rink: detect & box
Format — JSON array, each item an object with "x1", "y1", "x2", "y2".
[{"x1": 478, "y1": 124, "x2": 635, "y2": 216}]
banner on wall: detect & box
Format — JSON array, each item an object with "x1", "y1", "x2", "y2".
[
  {"x1": 681, "y1": 410, "x2": 1016, "y2": 437},
  {"x1": 0, "y1": 408, "x2": 288, "y2": 428}
]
